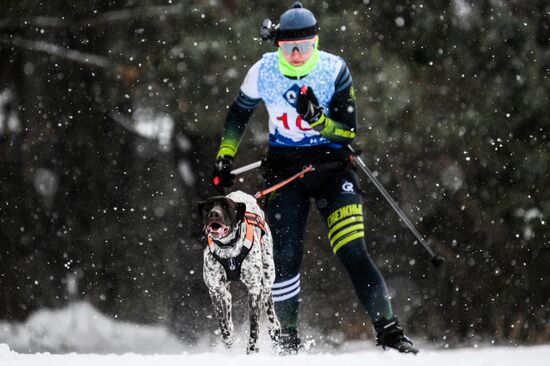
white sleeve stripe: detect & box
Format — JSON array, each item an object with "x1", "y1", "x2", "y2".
[
  {"x1": 272, "y1": 280, "x2": 300, "y2": 295},
  {"x1": 331, "y1": 58, "x2": 345, "y2": 83},
  {"x1": 272, "y1": 273, "x2": 300, "y2": 288},
  {"x1": 273, "y1": 287, "x2": 300, "y2": 302}
]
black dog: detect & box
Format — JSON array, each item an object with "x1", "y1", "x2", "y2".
[{"x1": 198, "y1": 190, "x2": 280, "y2": 353}]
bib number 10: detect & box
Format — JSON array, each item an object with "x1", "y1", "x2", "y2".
[{"x1": 276, "y1": 113, "x2": 312, "y2": 131}]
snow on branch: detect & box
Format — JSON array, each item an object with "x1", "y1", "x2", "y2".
[
  {"x1": 0, "y1": 35, "x2": 110, "y2": 69},
  {"x1": 0, "y1": 16, "x2": 67, "y2": 29},
  {"x1": 0, "y1": 4, "x2": 185, "y2": 30},
  {"x1": 109, "y1": 111, "x2": 139, "y2": 134},
  {"x1": 84, "y1": 4, "x2": 185, "y2": 26}
]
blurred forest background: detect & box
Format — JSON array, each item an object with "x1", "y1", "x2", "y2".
[{"x1": 0, "y1": 0, "x2": 549, "y2": 348}]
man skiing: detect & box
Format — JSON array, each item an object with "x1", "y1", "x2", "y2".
[{"x1": 212, "y1": 2, "x2": 418, "y2": 355}]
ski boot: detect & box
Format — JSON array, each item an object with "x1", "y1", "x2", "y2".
[
  {"x1": 278, "y1": 328, "x2": 301, "y2": 355},
  {"x1": 373, "y1": 317, "x2": 419, "y2": 354}
]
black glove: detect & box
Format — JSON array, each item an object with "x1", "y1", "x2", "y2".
[
  {"x1": 212, "y1": 156, "x2": 235, "y2": 188},
  {"x1": 296, "y1": 86, "x2": 324, "y2": 129}
]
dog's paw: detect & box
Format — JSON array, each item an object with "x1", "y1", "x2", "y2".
[
  {"x1": 246, "y1": 345, "x2": 260, "y2": 354},
  {"x1": 222, "y1": 336, "x2": 234, "y2": 349},
  {"x1": 268, "y1": 328, "x2": 281, "y2": 344}
]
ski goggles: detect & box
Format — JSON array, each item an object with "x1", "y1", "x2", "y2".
[{"x1": 278, "y1": 38, "x2": 317, "y2": 55}]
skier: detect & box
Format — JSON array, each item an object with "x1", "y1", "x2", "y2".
[{"x1": 212, "y1": 2, "x2": 418, "y2": 354}]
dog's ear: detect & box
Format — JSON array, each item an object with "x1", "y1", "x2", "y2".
[
  {"x1": 197, "y1": 200, "x2": 208, "y2": 219},
  {"x1": 235, "y1": 202, "x2": 247, "y2": 223}
]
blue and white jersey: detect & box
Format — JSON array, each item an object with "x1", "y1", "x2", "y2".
[{"x1": 240, "y1": 51, "x2": 346, "y2": 147}]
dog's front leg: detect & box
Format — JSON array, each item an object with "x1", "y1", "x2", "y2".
[
  {"x1": 246, "y1": 288, "x2": 262, "y2": 354},
  {"x1": 209, "y1": 286, "x2": 234, "y2": 348},
  {"x1": 261, "y1": 230, "x2": 281, "y2": 345},
  {"x1": 263, "y1": 288, "x2": 281, "y2": 344}
]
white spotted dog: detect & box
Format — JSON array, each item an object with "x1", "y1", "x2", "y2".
[{"x1": 198, "y1": 190, "x2": 281, "y2": 354}]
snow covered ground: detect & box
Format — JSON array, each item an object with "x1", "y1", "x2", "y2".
[
  {"x1": 2, "y1": 343, "x2": 549, "y2": 366},
  {"x1": 0, "y1": 302, "x2": 549, "y2": 366}
]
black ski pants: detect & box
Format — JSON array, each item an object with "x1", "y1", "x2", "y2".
[{"x1": 263, "y1": 160, "x2": 394, "y2": 332}]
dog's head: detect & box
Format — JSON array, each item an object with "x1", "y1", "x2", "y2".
[{"x1": 197, "y1": 196, "x2": 247, "y2": 239}]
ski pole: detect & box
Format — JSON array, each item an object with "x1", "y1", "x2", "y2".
[
  {"x1": 212, "y1": 160, "x2": 263, "y2": 195},
  {"x1": 347, "y1": 145, "x2": 445, "y2": 267},
  {"x1": 230, "y1": 160, "x2": 263, "y2": 176}
]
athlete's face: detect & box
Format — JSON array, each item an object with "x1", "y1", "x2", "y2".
[{"x1": 279, "y1": 36, "x2": 317, "y2": 66}]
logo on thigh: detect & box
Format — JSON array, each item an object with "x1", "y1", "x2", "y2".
[{"x1": 341, "y1": 180, "x2": 355, "y2": 194}]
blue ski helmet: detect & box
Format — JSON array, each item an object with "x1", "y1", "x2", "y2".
[{"x1": 275, "y1": 2, "x2": 318, "y2": 43}]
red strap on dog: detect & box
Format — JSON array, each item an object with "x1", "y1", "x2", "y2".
[
  {"x1": 244, "y1": 212, "x2": 267, "y2": 233},
  {"x1": 207, "y1": 215, "x2": 257, "y2": 251},
  {"x1": 242, "y1": 219, "x2": 254, "y2": 249}
]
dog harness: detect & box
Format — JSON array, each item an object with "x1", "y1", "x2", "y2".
[{"x1": 207, "y1": 212, "x2": 266, "y2": 281}]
